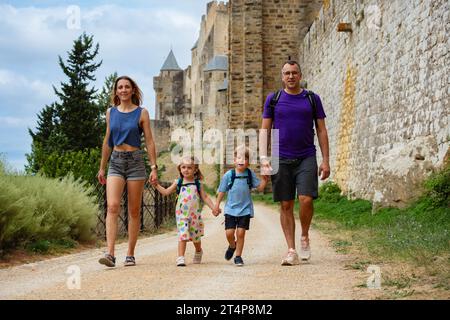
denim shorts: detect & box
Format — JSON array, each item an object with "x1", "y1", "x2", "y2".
[
  {"x1": 107, "y1": 150, "x2": 147, "y2": 181},
  {"x1": 271, "y1": 156, "x2": 318, "y2": 202}
]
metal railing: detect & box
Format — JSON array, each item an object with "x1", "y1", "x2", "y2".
[{"x1": 94, "y1": 182, "x2": 177, "y2": 238}]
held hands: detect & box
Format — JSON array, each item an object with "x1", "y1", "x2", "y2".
[
  {"x1": 260, "y1": 157, "x2": 272, "y2": 176},
  {"x1": 149, "y1": 169, "x2": 158, "y2": 186},
  {"x1": 212, "y1": 205, "x2": 222, "y2": 217},
  {"x1": 255, "y1": 174, "x2": 269, "y2": 192}
]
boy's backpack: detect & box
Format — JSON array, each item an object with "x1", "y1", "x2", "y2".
[
  {"x1": 268, "y1": 89, "x2": 318, "y2": 128},
  {"x1": 176, "y1": 178, "x2": 201, "y2": 195},
  {"x1": 227, "y1": 168, "x2": 253, "y2": 190}
]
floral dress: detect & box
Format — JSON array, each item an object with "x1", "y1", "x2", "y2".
[{"x1": 175, "y1": 182, "x2": 204, "y2": 242}]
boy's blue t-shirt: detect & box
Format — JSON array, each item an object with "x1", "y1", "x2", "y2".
[{"x1": 218, "y1": 169, "x2": 260, "y2": 217}]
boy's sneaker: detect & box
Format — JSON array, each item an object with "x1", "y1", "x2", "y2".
[
  {"x1": 234, "y1": 256, "x2": 244, "y2": 266},
  {"x1": 281, "y1": 249, "x2": 300, "y2": 266},
  {"x1": 225, "y1": 243, "x2": 236, "y2": 260},
  {"x1": 300, "y1": 238, "x2": 311, "y2": 261},
  {"x1": 99, "y1": 253, "x2": 116, "y2": 267},
  {"x1": 193, "y1": 250, "x2": 203, "y2": 264},
  {"x1": 124, "y1": 256, "x2": 136, "y2": 266},
  {"x1": 176, "y1": 256, "x2": 186, "y2": 267}
]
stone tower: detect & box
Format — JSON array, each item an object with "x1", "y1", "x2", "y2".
[
  {"x1": 228, "y1": 0, "x2": 323, "y2": 130},
  {"x1": 153, "y1": 49, "x2": 187, "y2": 121},
  {"x1": 190, "y1": 1, "x2": 229, "y2": 123}
]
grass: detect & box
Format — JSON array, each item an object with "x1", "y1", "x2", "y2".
[
  {"x1": 312, "y1": 185, "x2": 449, "y2": 263},
  {"x1": 314, "y1": 178, "x2": 449, "y2": 292},
  {"x1": 331, "y1": 239, "x2": 353, "y2": 253},
  {"x1": 25, "y1": 238, "x2": 77, "y2": 254}
]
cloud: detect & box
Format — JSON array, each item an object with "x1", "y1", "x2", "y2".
[
  {"x1": 0, "y1": 3, "x2": 203, "y2": 113},
  {"x1": 0, "y1": 69, "x2": 53, "y2": 99},
  {"x1": 0, "y1": 116, "x2": 34, "y2": 128},
  {"x1": 0, "y1": 1, "x2": 212, "y2": 171},
  {"x1": 0, "y1": 69, "x2": 54, "y2": 118}
]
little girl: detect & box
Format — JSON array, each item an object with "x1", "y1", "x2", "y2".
[{"x1": 154, "y1": 156, "x2": 218, "y2": 266}]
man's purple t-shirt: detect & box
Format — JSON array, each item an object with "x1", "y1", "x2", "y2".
[{"x1": 262, "y1": 89, "x2": 326, "y2": 159}]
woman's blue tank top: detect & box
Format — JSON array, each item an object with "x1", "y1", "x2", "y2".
[{"x1": 108, "y1": 106, "x2": 143, "y2": 148}]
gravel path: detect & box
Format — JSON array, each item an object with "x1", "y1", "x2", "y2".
[{"x1": 0, "y1": 203, "x2": 372, "y2": 300}]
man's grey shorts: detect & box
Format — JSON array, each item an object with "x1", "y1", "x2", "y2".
[
  {"x1": 271, "y1": 156, "x2": 318, "y2": 202},
  {"x1": 107, "y1": 150, "x2": 147, "y2": 181}
]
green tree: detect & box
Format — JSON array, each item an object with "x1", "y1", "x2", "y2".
[
  {"x1": 54, "y1": 32, "x2": 103, "y2": 151},
  {"x1": 27, "y1": 33, "x2": 103, "y2": 175}
]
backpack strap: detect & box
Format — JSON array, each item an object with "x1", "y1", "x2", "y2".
[
  {"x1": 268, "y1": 90, "x2": 282, "y2": 129},
  {"x1": 176, "y1": 178, "x2": 202, "y2": 197},
  {"x1": 176, "y1": 178, "x2": 183, "y2": 195},
  {"x1": 269, "y1": 89, "x2": 318, "y2": 129},
  {"x1": 228, "y1": 169, "x2": 236, "y2": 190},
  {"x1": 305, "y1": 90, "x2": 318, "y2": 129},
  {"x1": 268, "y1": 90, "x2": 282, "y2": 119},
  {"x1": 269, "y1": 90, "x2": 282, "y2": 111},
  {"x1": 228, "y1": 169, "x2": 253, "y2": 190},
  {"x1": 246, "y1": 168, "x2": 253, "y2": 189},
  {"x1": 194, "y1": 179, "x2": 201, "y2": 194}
]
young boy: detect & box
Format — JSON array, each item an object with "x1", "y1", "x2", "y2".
[{"x1": 214, "y1": 146, "x2": 268, "y2": 266}]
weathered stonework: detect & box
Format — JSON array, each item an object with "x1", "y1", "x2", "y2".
[
  {"x1": 153, "y1": 0, "x2": 449, "y2": 206},
  {"x1": 153, "y1": 69, "x2": 186, "y2": 121},
  {"x1": 153, "y1": 1, "x2": 229, "y2": 136},
  {"x1": 300, "y1": 0, "x2": 449, "y2": 206},
  {"x1": 229, "y1": 0, "x2": 323, "y2": 131},
  {"x1": 150, "y1": 119, "x2": 171, "y2": 154},
  {"x1": 227, "y1": 0, "x2": 323, "y2": 177}
]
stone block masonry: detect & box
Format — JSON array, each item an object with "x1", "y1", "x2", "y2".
[
  {"x1": 229, "y1": 0, "x2": 323, "y2": 131},
  {"x1": 300, "y1": 0, "x2": 449, "y2": 206}
]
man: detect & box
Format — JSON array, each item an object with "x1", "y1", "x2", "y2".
[{"x1": 259, "y1": 60, "x2": 330, "y2": 265}]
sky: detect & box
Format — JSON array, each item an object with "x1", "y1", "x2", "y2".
[{"x1": 0, "y1": 0, "x2": 217, "y2": 171}]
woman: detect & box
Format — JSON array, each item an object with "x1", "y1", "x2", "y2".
[{"x1": 97, "y1": 75, "x2": 158, "y2": 267}]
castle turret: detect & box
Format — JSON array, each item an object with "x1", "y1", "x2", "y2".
[
  {"x1": 160, "y1": 49, "x2": 182, "y2": 71},
  {"x1": 153, "y1": 50, "x2": 185, "y2": 120}
]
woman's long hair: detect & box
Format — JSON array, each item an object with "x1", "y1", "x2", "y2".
[{"x1": 110, "y1": 75, "x2": 143, "y2": 106}]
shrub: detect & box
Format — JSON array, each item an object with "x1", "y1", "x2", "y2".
[
  {"x1": 32, "y1": 148, "x2": 101, "y2": 186},
  {"x1": 423, "y1": 162, "x2": 450, "y2": 208},
  {"x1": 318, "y1": 181, "x2": 343, "y2": 203},
  {"x1": 0, "y1": 169, "x2": 97, "y2": 252}
]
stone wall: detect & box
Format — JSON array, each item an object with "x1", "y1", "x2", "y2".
[
  {"x1": 228, "y1": 0, "x2": 323, "y2": 132},
  {"x1": 190, "y1": 1, "x2": 228, "y2": 116},
  {"x1": 150, "y1": 119, "x2": 171, "y2": 155},
  {"x1": 300, "y1": 0, "x2": 449, "y2": 206},
  {"x1": 153, "y1": 70, "x2": 185, "y2": 120}
]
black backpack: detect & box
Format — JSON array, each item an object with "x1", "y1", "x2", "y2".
[
  {"x1": 268, "y1": 89, "x2": 319, "y2": 128},
  {"x1": 176, "y1": 178, "x2": 201, "y2": 195},
  {"x1": 227, "y1": 168, "x2": 253, "y2": 190},
  {"x1": 176, "y1": 178, "x2": 203, "y2": 209}
]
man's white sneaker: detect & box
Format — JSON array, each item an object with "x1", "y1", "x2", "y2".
[
  {"x1": 300, "y1": 238, "x2": 311, "y2": 261},
  {"x1": 281, "y1": 249, "x2": 300, "y2": 266}
]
